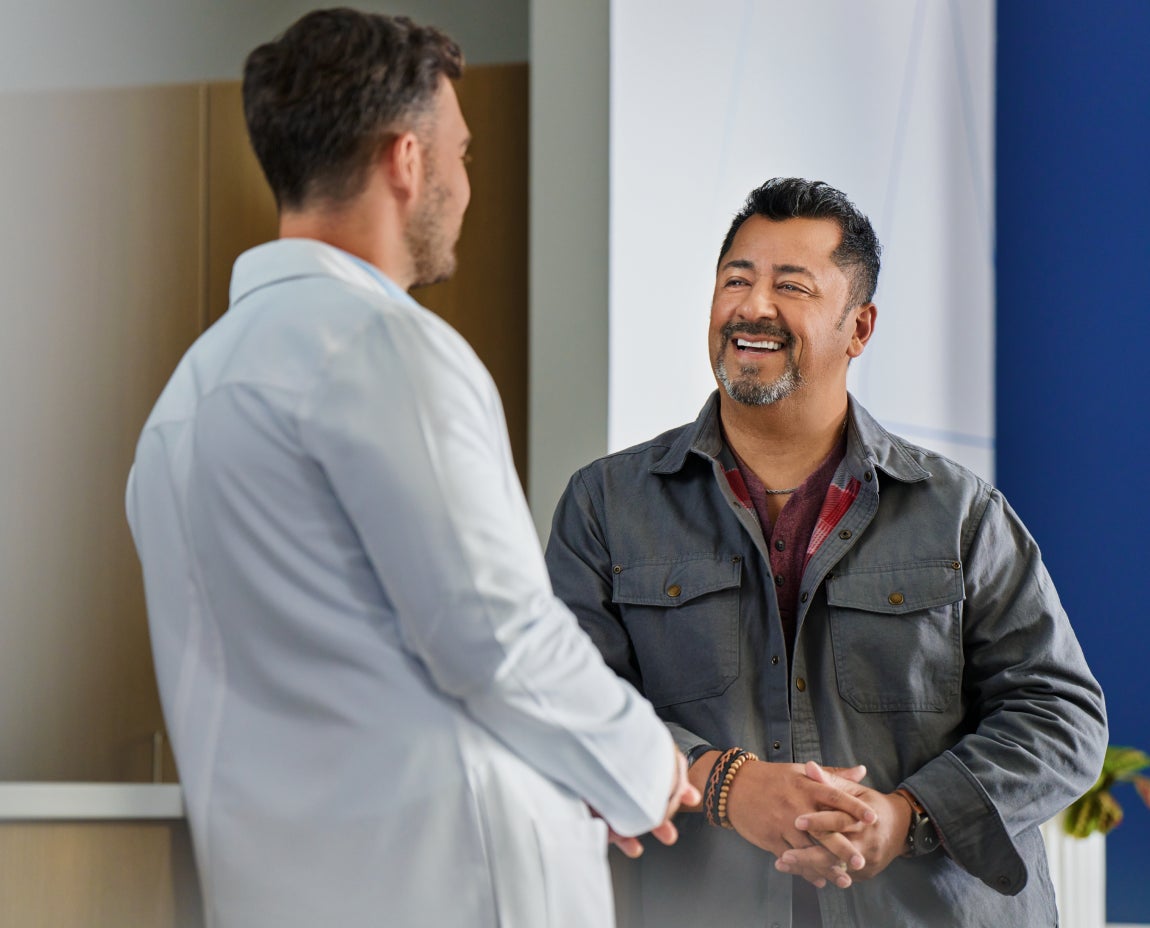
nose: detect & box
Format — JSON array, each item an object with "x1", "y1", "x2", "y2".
[{"x1": 738, "y1": 281, "x2": 778, "y2": 321}]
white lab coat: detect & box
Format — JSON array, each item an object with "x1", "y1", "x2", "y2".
[{"x1": 126, "y1": 239, "x2": 674, "y2": 927}]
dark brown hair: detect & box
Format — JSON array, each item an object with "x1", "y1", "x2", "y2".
[{"x1": 242, "y1": 8, "x2": 463, "y2": 210}]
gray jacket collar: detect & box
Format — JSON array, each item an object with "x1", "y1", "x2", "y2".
[{"x1": 651, "y1": 391, "x2": 931, "y2": 485}]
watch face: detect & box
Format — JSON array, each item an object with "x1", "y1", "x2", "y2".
[{"x1": 911, "y1": 815, "x2": 939, "y2": 856}]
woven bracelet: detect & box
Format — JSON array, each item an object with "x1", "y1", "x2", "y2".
[{"x1": 704, "y1": 747, "x2": 753, "y2": 828}]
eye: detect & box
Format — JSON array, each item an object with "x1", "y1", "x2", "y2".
[
  {"x1": 778, "y1": 282, "x2": 807, "y2": 294},
  {"x1": 723, "y1": 277, "x2": 750, "y2": 288}
]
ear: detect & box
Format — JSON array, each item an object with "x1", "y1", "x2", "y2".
[
  {"x1": 846, "y1": 303, "x2": 877, "y2": 358},
  {"x1": 382, "y1": 130, "x2": 424, "y2": 202}
]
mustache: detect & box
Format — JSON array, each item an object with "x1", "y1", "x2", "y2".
[{"x1": 721, "y1": 321, "x2": 793, "y2": 345}]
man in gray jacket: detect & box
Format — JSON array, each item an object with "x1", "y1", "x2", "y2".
[{"x1": 545, "y1": 177, "x2": 1107, "y2": 927}]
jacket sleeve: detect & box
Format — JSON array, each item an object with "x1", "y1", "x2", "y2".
[
  {"x1": 545, "y1": 468, "x2": 715, "y2": 761},
  {"x1": 902, "y1": 487, "x2": 1107, "y2": 894},
  {"x1": 297, "y1": 313, "x2": 674, "y2": 837}
]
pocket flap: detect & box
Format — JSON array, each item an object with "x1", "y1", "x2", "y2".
[
  {"x1": 612, "y1": 556, "x2": 741, "y2": 607},
  {"x1": 826, "y1": 561, "x2": 964, "y2": 614}
]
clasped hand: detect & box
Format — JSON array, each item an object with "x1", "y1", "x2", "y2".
[{"x1": 770, "y1": 761, "x2": 913, "y2": 888}]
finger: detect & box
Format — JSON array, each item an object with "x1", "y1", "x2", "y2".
[
  {"x1": 806, "y1": 763, "x2": 878, "y2": 824},
  {"x1": 774, "y1": 857, "x2": 828, "y2": 888},
  {"x1": 607, "y1": 832, "x2": 644, "y2": 859},
  {"x1": 805, "y1": 830, "x2": 866, "y2": 871},
  {"x1": 649, "y1": 819, "x2": 680, "y2": 847},
  {"x1": 776, "y1": 845, "x2": 853, "y2": 889},
  {"x1": 795, "y1": 810, "x2": 871, "y2": 835},
  {"x1": 823, "y1": 764, "x2": 867, "y2": 783},
  {"x1": 667, "y1": 751, "x2": 701, "y2": 815}
]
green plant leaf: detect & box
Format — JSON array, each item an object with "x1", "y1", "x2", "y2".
[
  {"x1": 1064, "y1": 792, "x2": 1103, "y2": 838},
  {"x1": 1104, "y1": 746, "x2": 1150, "y2": 780}
]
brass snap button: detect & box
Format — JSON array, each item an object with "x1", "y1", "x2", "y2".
[
  {"x1": 888, "y1": 591, "x2": 905, "y2": 606},
  {"x1": 667, "y1": 584, "x2": 682, "y2": 598},
  {"x1": 795, "y1": 677, "x2": 807, "y2": 692}
]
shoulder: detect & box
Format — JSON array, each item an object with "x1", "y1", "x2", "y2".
[{"x1": 574, "y1": 421, "x2": 694, "y2": 482}]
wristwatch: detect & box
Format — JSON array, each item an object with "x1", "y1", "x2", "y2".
[{"x1": 895, "y1": 788, "x2": 940, "y2": 857}]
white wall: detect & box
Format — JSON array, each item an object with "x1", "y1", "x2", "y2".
[
  {"x1": 609, "y1": 0, "x2": 995, "y2": 480},
  {"x1": 528, "y1": 0, "x2": 610, "y2": 538},
  {"x1": 0, "y1": 0, "x2": 527, "y2": 91}
]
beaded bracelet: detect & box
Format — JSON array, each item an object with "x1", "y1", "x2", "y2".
[
  {"x1": 716, "y1": 751, "x2": 756, "y2": 829},
  {"x1": 703, "y1": 747, "x2": 758, "y2": 828}
]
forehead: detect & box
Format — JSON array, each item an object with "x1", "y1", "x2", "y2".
[
  {"x1": 722, "y1": 215, "x2": 844, "y2": 271},
  {"x1": 432, "y1": 76, "x2": 469, "y2": 136}
]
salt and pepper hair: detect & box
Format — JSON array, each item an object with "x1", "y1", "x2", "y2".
[
  {"x1": 718, "y1": 178, "x2": 882, "y2": 308},
  {"x1": 242, "y1": 7, "x2": 463, "y2": 210}
]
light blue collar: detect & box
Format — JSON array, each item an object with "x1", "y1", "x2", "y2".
[{"x1": 346, "y1": 254, "x2": 418, "y2": 309}]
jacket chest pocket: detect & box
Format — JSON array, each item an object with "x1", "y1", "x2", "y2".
[
  {"x1": 826, "y1": 561, "x2": 964, "y2": 712},
  {"x1": 612, "y1": 555, "x2": 741, "y2": 708}
]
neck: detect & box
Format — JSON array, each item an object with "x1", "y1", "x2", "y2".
[
  {"x1": 278, "y1": 180, "x2": 414, "y2": 290},
  {"x1": 719, "y1": 390, "x2": 849, "y2": 492}
]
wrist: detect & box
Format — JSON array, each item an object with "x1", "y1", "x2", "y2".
[
  {"x1": 703, "y1": 747, "x2": 758, "y2": 829},
  {"x1": 894, "y1": 788, "x2": 940, "y2": 857}
]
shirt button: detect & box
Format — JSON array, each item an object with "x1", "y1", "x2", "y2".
[
  {"x1": 838, "y1": 529, "x2": 852, "y2": 540},
  {"x1": 612, "y1": 565, "x2": 622, "y2": 574},
  {"x1": 952, "y1": 560, "x2": 961, "y2": 570},
  {"x1": 888, "y1": 591, "x2": 905, "y2": 606},
  {"x1": 771, "y1": 655, "x2": 780, "y2": 665},
  {"x1": 800, "y1": 591, "x2": 809, "y2": 603},
  {"x1": 732, "y1": 555, "x2": 742, "y2": 564},
  {"x1": 773, "y1": 741, "x2": 781, "y2": 751},
  {"x1": 864, "y1": 470, "x2": 873, "y2": 481},
  {"x1": 667, "y1": 584, "x2": 682, "y2": 597},
  {"x1": 774, "y1": 539, "x2": 785, "y2": 551},
  {"x1": 774, "y1": 573, "x2": 784, "y2": 586},
  {"x1": 795, "y1": 678, "x2": 807, "y2": 692}
]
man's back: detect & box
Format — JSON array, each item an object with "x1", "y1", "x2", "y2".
[{"x1": 128, "y1": 239, "x2": 673, "y2": 927}]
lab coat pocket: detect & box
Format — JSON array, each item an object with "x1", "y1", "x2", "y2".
[
  {"x1": 531, "y1": 814, "x2": 613, "y2": 928},
  {"x1": 612, "y1": 554, "x2": 742, "y2": 707},
  {"x1": 826, "y1": 560, "x2": 964, "y2": 712}
]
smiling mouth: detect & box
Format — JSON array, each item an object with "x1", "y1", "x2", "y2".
[{"x1": 733, "y1": 336, "x2": 784, "y2": 354}]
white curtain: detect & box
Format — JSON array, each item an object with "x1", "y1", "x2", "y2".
[{"x1": 609, "y1": 0, "x2": 995, "y2": 480}]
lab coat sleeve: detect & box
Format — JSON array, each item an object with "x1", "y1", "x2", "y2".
[{"x1": 296, "y1": 310, "x2": 674, "y2": 837}]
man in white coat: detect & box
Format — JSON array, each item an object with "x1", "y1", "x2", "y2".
[{"x1": 125, "y1": 9, "x2": 699, "y2": 926}]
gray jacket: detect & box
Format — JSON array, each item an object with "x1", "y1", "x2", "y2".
[{"x1": 545, "y1": 393, "x2": 1107, "y2": 928}]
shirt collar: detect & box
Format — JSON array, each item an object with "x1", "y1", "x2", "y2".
[
  {"x1": 228, "y1": 238, "x2": 417, "y2": 311},
  {"x1": 651, "y1": 391, "x2": 931, "y2": 485}
]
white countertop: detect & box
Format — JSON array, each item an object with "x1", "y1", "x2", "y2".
[{"x1": 0, "y1": 783, "x2": 184, "y2": 821}]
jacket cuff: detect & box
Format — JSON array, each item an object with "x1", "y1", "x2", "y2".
[{"x1": 903, "y1": 750, "x2": 1028, "y2": 895}]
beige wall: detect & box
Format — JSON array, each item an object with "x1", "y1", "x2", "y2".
[
  {"x1": 0, "y1": 85, "x2": 205, "y2": 781},
  {"x1": 0, "y1": 65, "x2": 528, "y2": 782}
]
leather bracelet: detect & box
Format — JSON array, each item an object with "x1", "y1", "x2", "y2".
[{"x1": 703, "y1": 748, "x2": 758, "y2": 829}]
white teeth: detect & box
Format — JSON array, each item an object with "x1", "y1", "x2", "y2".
[{"x1": 735, "y1": 337, "x2": 782, "y2": 351}]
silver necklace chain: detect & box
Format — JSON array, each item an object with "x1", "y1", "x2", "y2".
[{"x1": 759, "y1": 416, "x2": 849, "y2": 496}]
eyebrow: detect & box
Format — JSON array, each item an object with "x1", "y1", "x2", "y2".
[
  {"x1": 773, "y1": 263, "x2": 814, "y2": 278},
  {"x1": 717, "y1": 259, "x2": 816, "y2": 279},
  {"x1": 718, "y1": 258, "x2": 755, "y2": 273}
]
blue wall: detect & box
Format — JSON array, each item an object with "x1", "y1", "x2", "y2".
[{"x1": 996, "y1": 1, "x2": 1150, "y2": 921}]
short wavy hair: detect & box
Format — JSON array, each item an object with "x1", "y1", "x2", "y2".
[
  {"x1": 242, "y1": 8, "x2": 463, "y2": 210},
  {"x1": 718, "y1": 178, "x2": 882, "y2": 308}
]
